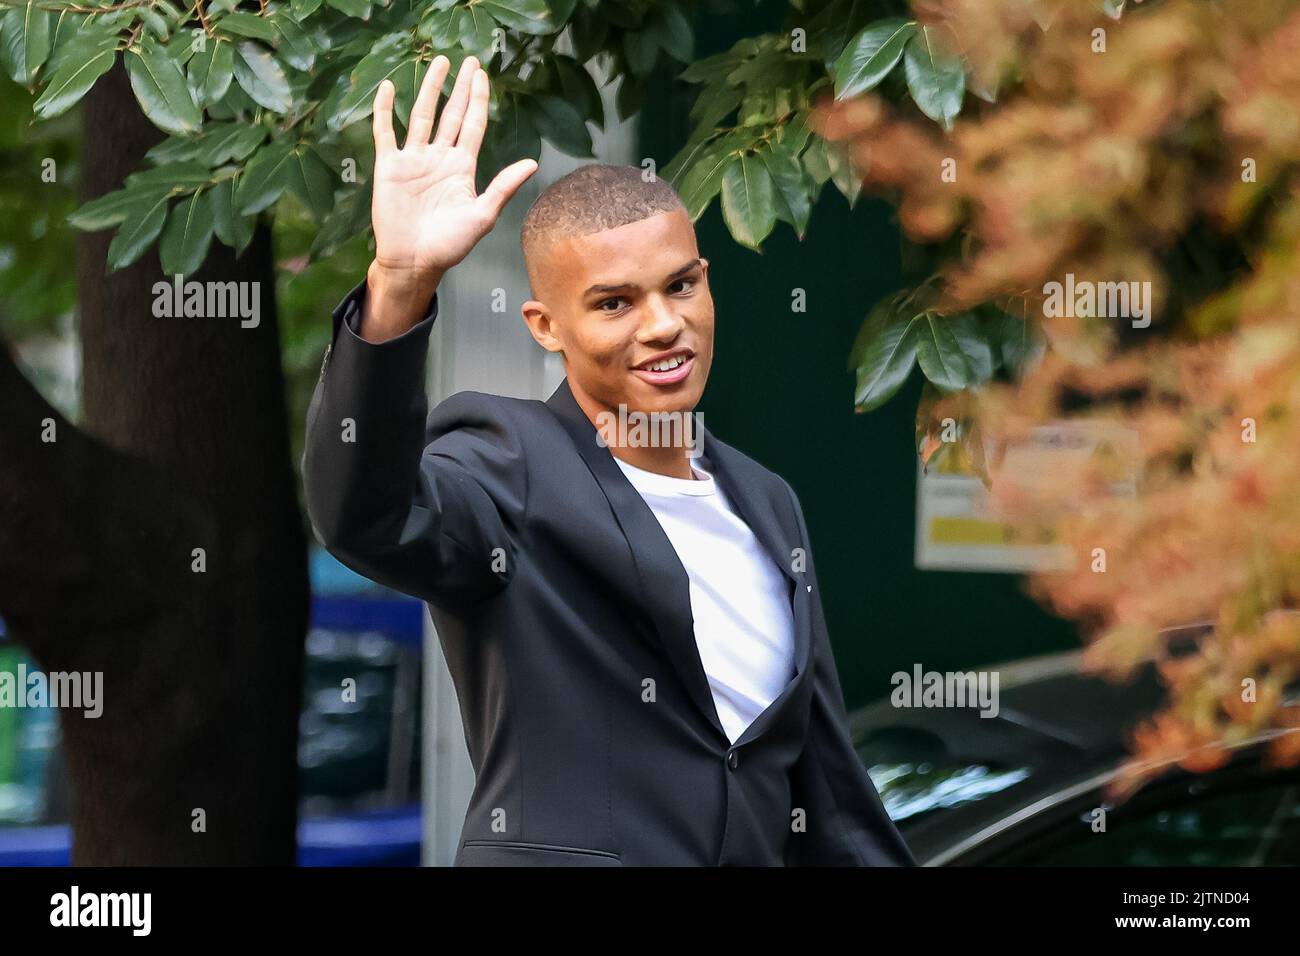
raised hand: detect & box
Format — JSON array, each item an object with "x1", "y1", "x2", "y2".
[{"x1": 361, "y1": 54, "x2": 538, "y2": 341}]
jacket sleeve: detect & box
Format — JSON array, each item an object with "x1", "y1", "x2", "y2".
[
  {"x1": 301, "y1": 277, "x2": 527, "y2": 607},
  {"x1": 780, "y1": 480, "x2": 917, "y2": 867}
]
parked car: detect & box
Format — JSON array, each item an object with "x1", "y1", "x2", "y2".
[{"x1": 851, "y1": 625, "x2": 1300, "y2": 865}]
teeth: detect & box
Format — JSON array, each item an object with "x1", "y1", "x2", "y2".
[{"x1": 647, "y1": 355, "x2": 686, "y2": 372}]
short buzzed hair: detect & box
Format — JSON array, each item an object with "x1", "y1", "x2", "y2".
[{"x1": 520, "y1": 163, "x2": 686, "y2": 296}]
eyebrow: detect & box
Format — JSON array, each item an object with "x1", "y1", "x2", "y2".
[{"x1": 582, "y1": 258, "x2": 701, "y2": 298}]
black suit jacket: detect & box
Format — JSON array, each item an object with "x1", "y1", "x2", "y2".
[{"x1": 301, "y1": 277, "x2": 916, "y2": 867}]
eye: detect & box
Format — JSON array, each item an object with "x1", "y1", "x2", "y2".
[
  {"x1": 669, "y1": 278, "x2": 695, "y2": 295},
  {"x1": 596, "y1": 297, "x2": 627, "y2": 313}
]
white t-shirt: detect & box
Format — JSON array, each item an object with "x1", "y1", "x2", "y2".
[{"x1": 613, "y1": 454, "x2": 797, "y2": 744}]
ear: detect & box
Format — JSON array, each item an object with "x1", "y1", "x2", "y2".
[
  {"x1": 700, "y1": 256, "x2": 709, "y2": 279},
  {"x1": 521, "y1": 299, "x2": 564, "y2": 353}
]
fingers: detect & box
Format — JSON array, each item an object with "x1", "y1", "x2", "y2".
[
  {"x1": 372, "y1": 79, "x2": 397, "y2": 155},
  {"x1": 405, "y1": 54, "x2": 451, "y2": 148},
  {"x1": 477, "y1": 158, "x2": 539, "y2": 223},
  {"x1": 456, "y1": 69, "x2": 490, "y2": 158},
  {"x1": 432, "y1": 55, "x2": 479, "y2": 148}
]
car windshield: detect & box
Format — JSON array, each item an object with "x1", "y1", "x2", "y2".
[{"x1": 865, "y1": 758, "x2": 1034, "y2": 822}]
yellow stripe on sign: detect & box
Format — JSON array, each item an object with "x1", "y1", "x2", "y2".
[{"x1": 929, "y1": 517, "x2": 1014, "y2": 546}]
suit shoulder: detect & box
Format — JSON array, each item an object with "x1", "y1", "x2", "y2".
[
  {"x1": 427, "y1": 390, "x2": 559, "y2": 446},
  {"x1": 704, "y1": 433, "x2": 796, "y2": 501},
  {"x1": 430, "y1": 389, "x2": 536, "y2": 424}
]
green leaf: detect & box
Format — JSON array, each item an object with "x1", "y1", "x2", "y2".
[
  {"x1": 615, "y1": 73, "x2": 643, "y2": 121},
  {"x1": 389, "y1": 56, "x2": 427, "y2": 129},
  {"x1": 167, "y1": 28, "x2": 200, "y2": 65},
  {"x1": 126, "y1": 161, "x2": 213, "y2": 188},
  {"x1": 623, "y1": 28, "x2": 659, "y2": 77},
  {"x1": 187, "y1": 38, "x2": 235, "y2": 107},
  {"x1": 476, "y1": 95, "x2": 540, "y2": 182},
  {"x1": 850, "y1": 297, "x2": 920, "y2": 411},
  {"x1": 209, "y1": 177, "x2": 256, "y2": 252},
  {"x1": 1, "y1": 4, "x2": 54, "y2": 85},
  {"x1": 46, "y1": 10, "x2": 90, "y2": 72},
  {"x1": 983, "y1": 305, "x2": 1045, "y2": 378},
  {"x1": 68, "y1": 184, "x2": 171, "y2": 232},
  {"x1": 775, "y1": 110, "x2": 812, "y2": 155},
  {"x1": 759, "y1": 143, "x2": 812, "y2": 239},
  {"x1": 45, "y1": 20, "x2": 112, "y2": 75},
  {"x1": 325, "y1": 0, "x2": 373, "y2": 18},
  {"x1": 802, "y1": 136, "x2": 833, "y2": 185},
  {"x1": 646, "y1": 2, "x2": 693, "y2": 62},
  {"x1": 232, "y1": 41, "x2": 291, "y2": 113},
  {"x1": 660, "y1": 87, "x2": 740, "y2": 185},
  {"x1": 126, "y1": 40, "x2": 202, "y2": 135},
  {"x1": 834, "y1": 18, "x2": 915, "y2": 99},
  {"x1": 33, "y1": 46, "x2": 115, "y2": 119},
  {"x1": 553, "y1": 55, "x2": 603, "y2": 129},
  {"x1": 915, "y1": 312, "x2": 975, "y2": 390},
  {"x1": 215, "y1": 11, "x2": 278, "y2": 42},
  {"x1": 107, "y1": 191, "x2": 172, "y2": 269},
  {"x1": 327, "y1": 33, "x2": 410, "y2": 131},
  {"x1": 418, "y1": 8, "x2": 459, "y2": 47},
  {"x1": 159, "y1": 187, "x2": 215, "y2": 276},
  {"x1": 720, "y1": 152, "x2": 776, "y2": 250},
  {"x1": 310, "y1": 178, "x2": 371, "y2": 258},
  {"x1": 288, "y1": 146, "x2": 335, "y2": 219},
  {"x1": 478, "y1": 0, "x2": 553, "y2": 36},
  {"x1": 145, "y1": 135, "x2": 206, "y2": 165},
  {"x1": 139, "y1": 7, "x2": 172, "y2": 42},
  {"x1": 826, "y1": 139, "x2": 863, "y2": 207},
  {"x1": 568, "y1": 3, "x2": 608, "y2": 64},
  {"x1": 271, "y1": 12, "x2": 317, "y2": 71},
  {"x1": 947, "y1": 312, "x2": 995, "y2": 384},
  {"x1": 676, "y1": 146, "x2": 736, "y2": 220},
  {"x1": 195, "y1": 122, "x2": 268, "y2": 165},
  {"x1": 292, "y1": 0, "x2": 324, "y2": 17},
  {"x1": 903, "y1": 26, "x2": 965, "y2": 130},
  {"x1": 234, "y1": 139, "x2": 295, "y2": 213},
  {"x1": 678, "y1": 45, "x2": 745, "y2": 83},
  {"x1": 529, "y1": 93, "x2": 593, "y2": 157},
  {"x1": 544, "y1": 0, "x2": 578, "y2": 30},
  {"x1": 457, "y1": 6, "x2": 495, "y2": 57},
  {"x1": 214, "y1": 75, "x2": 259, "y2": 114}
]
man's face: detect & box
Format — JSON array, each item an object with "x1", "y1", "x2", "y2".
[{"x1": 522, "y1": 208, "x2": 714, "y2": 420}]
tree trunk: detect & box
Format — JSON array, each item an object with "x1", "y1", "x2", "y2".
[{"x1": 0, "y1": 61, "x2": 308, "y2": 864}]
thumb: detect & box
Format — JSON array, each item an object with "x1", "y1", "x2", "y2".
[{"x1": 477, "y1": 158, "x2": 539, "y2": 223}]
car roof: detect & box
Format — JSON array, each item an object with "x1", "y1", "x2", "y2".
[{"x1": 845, "y1": 626, "x2": 1298, "y2": 863}]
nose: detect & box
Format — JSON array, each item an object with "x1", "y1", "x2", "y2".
[{"x1": 637, "y1": 292, "x2": 684, "y2": 344}]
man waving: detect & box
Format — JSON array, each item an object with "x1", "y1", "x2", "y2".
[{"x1": 303, "y1": 52, "x2": 915, "y2": 867}]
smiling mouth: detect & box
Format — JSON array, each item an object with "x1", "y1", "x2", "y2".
[{"x1": 632, "y1": 351, "x2": 694, "y2": 386}]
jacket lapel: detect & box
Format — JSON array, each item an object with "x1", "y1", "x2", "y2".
[
  {"x1": 699, "y1": 437, "x2": 813, "y2": 746},
  {"x1": 544, "y1": 378, "x2": 812, "y2": 745},
  {"x1": 545, "y1": 379, "x2": 726, "y2": 740}
]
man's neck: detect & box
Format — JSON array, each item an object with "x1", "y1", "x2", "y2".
[
  {"x1": 569, "y1": 384, "x2": 701, "y2": 481},
  {"x1": 610, "y1": 443, "x2": 697, "y2": 480}
]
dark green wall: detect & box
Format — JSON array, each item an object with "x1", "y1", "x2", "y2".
[{"x1": 637, "y1": 3, "x2": 1078, "y2": 709}]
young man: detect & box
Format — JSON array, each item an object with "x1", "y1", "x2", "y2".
[{"x1": 303, "y1": 53, "x2": 915, "y2": 867}]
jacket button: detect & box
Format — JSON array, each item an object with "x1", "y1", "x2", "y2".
[{"x1": 727, "y1": 749, "x2": 740, "y2": 770}]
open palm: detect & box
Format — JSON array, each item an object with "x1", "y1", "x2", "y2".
[{"x1": 370, "y1": 54, "x2": 537, "y2": 279}]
